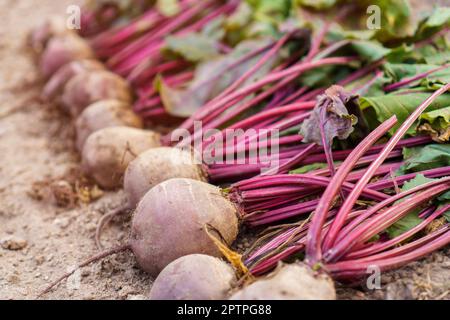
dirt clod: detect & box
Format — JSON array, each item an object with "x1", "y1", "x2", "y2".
[{"x1": 1, "y1": 236, "x2": 28, "y2": 250}]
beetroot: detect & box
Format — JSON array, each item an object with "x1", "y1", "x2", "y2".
[
  {"x1": 75, "y1": 100, "x2": 143, "y2": 152},
  {"x1": 39, "y1": 33, "x2": 94, "y2": 78},
  {"x1": 230, "y1": 264, "x2": 335, "y2": 300},
  {"x1": 130, "y1": 178, "x2": 239, "y2": 276},
  {"x1": 42, "y1": 59, "x2": 105, "y2": 102},
  {"x1": 95, "y1": 147, "x2": 207, "y2": 249},
  {"x1": 39, "y1": 178, "x2": 240, "y2": 297},
  {"x1": 81, "y1": 127, "x2": 160, "y2": 189},
  {"x1": 62, "y1": 70, "x2": 132, "y2": 117},
  {"x1": 149, "y1": 254, "x2": 236, "y2": 300},
  {"x1": 28, "y1": 16, "x2": 68, "y2": 54},
  {"x1": 123, "y1": 147, "x2": 207, "y2": 208}
]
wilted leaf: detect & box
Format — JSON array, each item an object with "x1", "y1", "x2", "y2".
[
  {"x1": 300, "y1": 86, "x2": 358, "y2": 174},
  {"x1": 301, "y1": 85, "x2": 359, "y2": 146},
  {"x1": 419, "y1": 107, "x2": 450, "y2": 142}
]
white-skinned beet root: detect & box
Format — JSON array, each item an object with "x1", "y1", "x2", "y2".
[
  {"x1": 75, "y1": 100, "x2": 143, "y2": 152},
  {"x1": 62, "y1": 70, "x2": 132, "y2": 117},
  {"x1": 149, "y1": 254, "x2": 236, "y2": 300},
  {"x1": 130, "y1": 178, "x2": 239, "y2": 276},
  {"x1": 229, "y1": 263, "x2": 336, "y2": 300},
  {"x1": 95, "y1": 147, "x2": 208, "y2": 249},
  {"x1": 39, "y1": 33, "x2": 94, "y2": 78},
  {"x1": 38, "y1": 178, "x2": 240, "y2": 298},
  {"x1": 81, "y1": 127, "x2": 161, "y2": 189},
  {"x1": 28, "y1": 16, "x2": 69, "y2": 55},
  {"x1": 42, "y1": 59, "x2": 105, "y2": 102},
  {"x1": 124, "y1": 147, "x2": 207, "y2": 209}
]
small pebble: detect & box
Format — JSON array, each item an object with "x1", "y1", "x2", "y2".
[
  {"x1": 35, "y1": 256, "x2": 45, "y2": 265},
  {"x1": 53, "y1": 217, "x2": 71, "y2": 229},
  {"x1": 1, "y1": 235, "x2": 28, "y2": 250},
  {"x1": 7, "y1": 274, "x2": 20, "y2": 284}
]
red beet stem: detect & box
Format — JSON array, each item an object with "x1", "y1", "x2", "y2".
[
  {"x1": 322, "y1": 83, "x2": 450, "y2": 255},
  {"x1": 328, "y1": 177, "x2": 450, "y2": 261}
]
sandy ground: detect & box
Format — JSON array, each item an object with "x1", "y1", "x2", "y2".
[
  {"x1": 0, "y1": 0, "x2": 150, "y2": 300},
  {"x1": 0, "y1": 0, "x2": 449, "y2": 300}
]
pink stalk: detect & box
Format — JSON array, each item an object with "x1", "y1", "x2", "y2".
[
  {"x1": 205, "y1": 101, "x2": 314, "y2": 147},
  {"x1": 221, "y1": 134, "x2": 304, "y2": 160},
  {"x1": 329, "y1": 177, "x2": 450, "y2": 260},
  {"x1": 134, "y1": 96, "x2": 162, "y2": 113},
  {"x1": 263, "y1": 144, "x2": 318, "y2": 175},
  {"x1": 192, "y1": 41, "x2": 276, "y2": 91},
  {"x1": 140, "y1": 107, "x2": 166, "y2": 118},
  {"x1": 197, "y1": 73, "x2": 304, "y2": 140},
  {"x1": 128, "y1": 1, "x2": 238, "y2": 81},
  {"x1": 351, "y1": 70, "x2": 384, "y2": 95},
  {"x1": 209, "y1": 33, "x2": 293, "y2": 106},
  {"x1": 295, "y1": 87, "x2": 325, "y2": 103},
  {"x1": 344, "y1": 204, "x2": 450, "y2": 260},
  {"x1": 207, "y1": 149, "x2": 403, "y2": 182},
  {"x1": 128, "y1": 59, "x2": 188, "y2": 84},
  {"x1": 322, "y1": 83, "x2": 450, "y2": 254},
  {"x1": 90, "y1": 9, "x2": 162, "y2": 50},
  {"x1": 251, "y1": 245, "x2": 305, "y2": 275},
  {"x1": 243, "y1": 195, "x2": 305, "y2": 212},
  {"x1": 248, "y1": 201, "x2": 319, "y2": 226},
  {"x1": 327, "y1": 227, "x2": 450, "y2": 279},
  {"x1": 339, "y1": 184, "x2": 449, "y2": 247},
  {"x1": 418, "y1": 206, "x2": 438, "y2": 219},
  {"x1": 339, "y1": 225, "x2": 449, "y2": 267},
  {"x1": 312, "y1": 40, "x2": 350, "y2": 61},
  {"x1": 177, "y1": 56, "x2": 357, "y2": 133},
  {"x1": 288, "y1": 59, "x2": 382, "y2": 104},
  {"x1": 277, "y1": 87, "x2": 309, "y2": 106},
  {"x1": 243, "y1": 175, "x2": 389, "y2": 202},
  {"x1": 232, "y1": 134, "x2": 431, "y2": 184},
  {"x1": 136, "y1": 70, "x2": 194, "y2": 104},
  {"x1": 247, "y1": 227, "x2": 307, "y2": 262},
  {"x1": 108, "y1": 0, "x2": 215, "y2": 68},
  {"x1": 319, "y1": 107, "x2": 337, "y2": 178},
  {"x1": 249, "y1": 209, "x2": 365, "y2": 274},
  {"x1": 305, "y1": 116, "x2": 398, "y2": 265},
  {"x1": 113, "y1": 41, "x2": 163, "y2": 75},
  {"x1": 338, "y1": 59, "x2": 384, "y2": 86},
  {"x1": 367, "y1": 166, "x2": 450, "y2": 191},
  {"x1": 305, "y1": 17, "x2": 334, "y2": 61},
  {"x1": 264, "y1": 86, "x2": 296, "y2": 109}
]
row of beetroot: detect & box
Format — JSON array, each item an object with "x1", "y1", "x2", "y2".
[{"x1": 31, "y1": 1, "x2": 450, "y2": 300}]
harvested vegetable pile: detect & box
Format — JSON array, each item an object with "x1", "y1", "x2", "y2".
[{"x1": 27, "y1": 0, "x2": 450, "y2": 300}]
